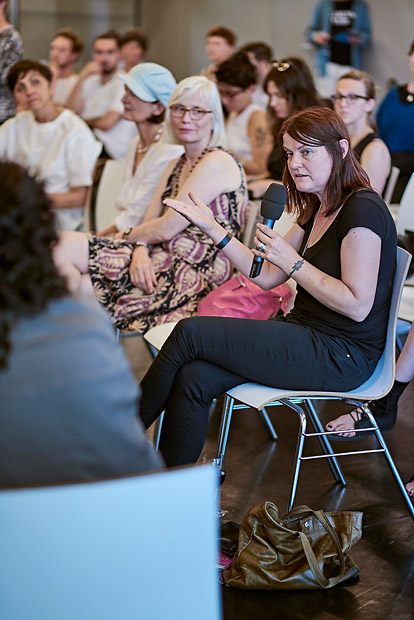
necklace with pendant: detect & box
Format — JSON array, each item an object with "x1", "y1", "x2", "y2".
[{"x1": 136, "y1": 124, "x2": 163, "y2": 154}]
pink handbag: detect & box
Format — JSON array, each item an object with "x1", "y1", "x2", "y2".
[{"x1": 197, "y1": 273, "x2": 292, "y2": 320}]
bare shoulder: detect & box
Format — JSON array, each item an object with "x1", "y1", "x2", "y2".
[
  {"x1": 194, "y1": 148, "x2": 243, "y2": 192},
  {"x1": 362, "y1": 139, "x2": 391, "y2": 167},
  {"x1": 201, "y1": 148, "x2": 241, "y2": 172},
  {"x1": 364, "y1": 138, "x2": 389, "y2": 154},
  {"x1": 248, "y1": 108, "x2": 268, "y2": 127}
]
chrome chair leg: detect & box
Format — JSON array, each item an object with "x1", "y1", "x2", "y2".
[
  {"x1": 304, "y1": 399, "x2": 346, "y2": 487},
  {"x1": 152, "y1": 411, "x2": 165, "y2": 452},
  {"x1": 363, "y1": 409, "x2": 414, "y2": 519},
  {"x1": 281, "y1": 399, "x2": 307, "y2": 512},
  {"x1": 258, "y1": 407, "x2": 278, "y2": 440},
  {"x1": 217, "y1": 395, "x2": 235, "y2": 469}
]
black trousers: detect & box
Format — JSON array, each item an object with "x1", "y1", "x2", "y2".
[{"x1": 139, "y1": 316, "x2": 377, "y2": 467}]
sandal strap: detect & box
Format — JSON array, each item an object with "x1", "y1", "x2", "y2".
[{"x1": 348, "y1": 406, "x2": 365, "y2": 424}]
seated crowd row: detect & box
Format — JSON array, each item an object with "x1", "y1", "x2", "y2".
[{"x1": 0, "y1": 18, "x2": 413, "y2": 499}]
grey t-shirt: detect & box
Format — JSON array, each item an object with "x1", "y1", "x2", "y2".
[{"x1": 0, "y1": 296, "x2": 163, "y2": 486}]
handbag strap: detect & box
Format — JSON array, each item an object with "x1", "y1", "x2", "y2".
[{"x1": 297, "y1": 509, "x2": 347, "y2": 588}]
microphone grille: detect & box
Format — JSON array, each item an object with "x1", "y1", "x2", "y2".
[{"x1": 261, "y1": 183, "x2": 286, "y2": 220}]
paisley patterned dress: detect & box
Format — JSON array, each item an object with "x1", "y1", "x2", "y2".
[{"x1": 88, "y1": 147, "x2": 247, "y2": 333}]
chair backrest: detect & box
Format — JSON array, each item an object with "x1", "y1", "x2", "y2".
[
  {"x1": 395, "y1": 172, "x2": 414, "y2": 235},
  {"x1": 94, "y1": 159, "x2": 127, "y2": 231},
  {"x1": 242, "y1": 200, "x2": 297, "y2": 249},
  {"x1": 353, "y1": 246, "x2": 411, "y2": 398},
  {"x1": 241, "y1": 200, "x2": 260, "y2": 247},
  {"x1": 383, "y1": 166, "x2": 400, "y2": 205},
  {"x1": 0, "y1": 466, "x2": 221, "y2": 620}
]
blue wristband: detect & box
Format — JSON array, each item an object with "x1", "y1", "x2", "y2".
[{"x1": 215, "y1": 232, "x2": 232, "y2": 250}]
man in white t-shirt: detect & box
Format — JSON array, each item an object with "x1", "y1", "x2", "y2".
[
  {"x1": 67, "y1": 30, "x2": 136, "y2": 159},
  {"x1": 49, "y1": 28, "x2": 83, "y2": 107}
]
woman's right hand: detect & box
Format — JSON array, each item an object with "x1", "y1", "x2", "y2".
[
  {"x1": 164, "y1": 192, "x2": 215, "y2": 235},
  {"x1": 129, "y1": 246, "x2": 157, "y2": 293}
]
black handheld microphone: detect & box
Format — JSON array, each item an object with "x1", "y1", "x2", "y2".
[{"x1": 249, "y1": 183, "x2": 286, "y2": 278}]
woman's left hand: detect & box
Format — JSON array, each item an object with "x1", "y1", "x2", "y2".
[
  {"x1": 164, "y1": 192, "x2": 216, "y2": 235},
  {"x1": 253, "y1": 222, "x2": 299, "y2": 274}
]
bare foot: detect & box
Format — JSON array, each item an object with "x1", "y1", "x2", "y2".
[{"x1": 325, "y1": 408, "x2": 363, "y2": 438}]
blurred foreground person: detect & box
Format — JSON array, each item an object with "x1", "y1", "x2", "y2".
[{"x1": 0, "y1": 161, "x2": 162, "y2": 487}]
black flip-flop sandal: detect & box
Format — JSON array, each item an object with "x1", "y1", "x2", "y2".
[{"x1": 327, "y1": 406, "x2": 377, "y2": 442}]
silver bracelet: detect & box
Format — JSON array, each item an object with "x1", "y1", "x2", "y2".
[{"x1": 135, "y1": 241, "x2": 149, "y2": 248}]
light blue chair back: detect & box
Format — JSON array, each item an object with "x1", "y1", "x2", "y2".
[{"x1": 0, "y1": 466, "x2": 221, "y2": 620}]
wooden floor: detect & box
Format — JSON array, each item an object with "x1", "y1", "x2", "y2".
[{"x1": 123, "y1": 336, "x2": 414, "y2": 620}]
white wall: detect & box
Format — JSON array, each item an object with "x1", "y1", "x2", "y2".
[{"x1": 18, "y1": 0, "x2": 414, "y2": 94}]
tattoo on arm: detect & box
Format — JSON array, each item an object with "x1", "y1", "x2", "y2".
[
  {"x1": 254, "y1": 126, "x2": 266, "y2": 148},
  {"x1": 289, "y1": 259, "x2": 304, "y2": 277}
]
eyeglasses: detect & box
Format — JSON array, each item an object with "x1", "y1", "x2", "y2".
[
  {"x1": 270, "y1": 60, "x2": 294, "y2": 72},
  {"x1": 170, "y1": 104, "x2": 212, "y2": 120},
  {"x1": 217, "y1": 86, "x2": 245, "y2": 99},
  {"x1": 331, "y1": 94, "x2": 370, "y2": 104}
]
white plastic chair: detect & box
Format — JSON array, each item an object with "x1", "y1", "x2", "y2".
[
  {"x1": 383, "y1": 166, "x2": 400, "y2": 205},
  {"x1": 215, "y1": 247, "x2": 414, "y2": 519},
  {"x1": 91, "y1": 159, "x2": 126, "y2": 232},
  {"x1": 396, "y1": 285, "x2": 414, "y2": 351},
  {"x1": 0, "y1": 466, "x2": 221, "y2": 620},
  {"x1": 393, "y1": 172, "x2": 414, "y2": 236}
]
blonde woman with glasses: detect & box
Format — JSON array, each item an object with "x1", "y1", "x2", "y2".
[
  {"x1": 332, "y1": 70, "x2": 391, "y2": 194},
  {"x1": 54, "y1": 75, "x2": 247, "y2": 334}
]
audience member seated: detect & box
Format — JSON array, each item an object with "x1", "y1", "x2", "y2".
[
  {"x1": 201, "y1": 25, "x2": 236, "y2": 81},
  {"x1": 376, "y1": 38, "x2": 414, "y2": 202},
  {"x1": 54, "y1": 76, "x2": 247, "y2": 334},
  {"x1": 327, "y1": 320, "x2": 413, "y2": 497},
  {"x1": 333, "y1": 70, "x2": 391, "y2": 194},
  {"x1": 120, "y1": 28, "x2": 148, "y2": 72},
  {"x1": 138, "y1": 107, "x2": 397, "y2": 468},
  {"x1": 0, "y1": 60, "x2": 101, "y2": 231},
  {"x1": 98, "y1": 62, "x2": 183, "y2": 237},
  {"x1": 216, "y1": 51, "x2": 272, "y2": 177},
  {"x1": 248, "y1": 57, "x2": 324, "y2": 198},
  {"x1": 239, "y1": 41, "x2": 273, "y2": 109},
  {"x1": 49, "y1": 28, "x2": 83, "y2": 107},
  {"x1": 0, "y1": 161, "x2": 162, "y2": 487},
  {"x1": 0, "y1": 0, "x2": 23, "y2": 123},
  {"x1": 67, "y1": 29, "x2": 136, "y2": 160}
]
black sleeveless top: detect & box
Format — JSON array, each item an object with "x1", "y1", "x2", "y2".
[
  {"x1": 353, "y1": 131, "x2": 380, "y2": 161},
  {"x1": 286, "y1": 190, "x2": 397, "y2": 360}
]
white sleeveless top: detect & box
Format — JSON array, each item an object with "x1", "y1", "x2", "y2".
[{"x1": 226, "y1": 103, "x2": 263, "y2": 162}]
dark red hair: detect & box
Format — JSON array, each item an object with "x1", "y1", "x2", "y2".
[{"x1": 280, "y1": 107, "x2": 371, "y2": 224}]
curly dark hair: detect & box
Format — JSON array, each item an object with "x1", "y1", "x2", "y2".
[
  {"x1": 215, "y1": 51, "x2": 257, "y2": 89},
  {"x1": 0, "y1": 162, "x2": 67, "y2": 368}
]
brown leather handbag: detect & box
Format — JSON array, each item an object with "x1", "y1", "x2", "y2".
[{"x1": 222, "y1": 502, "x2": 363, "y2": 590}]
